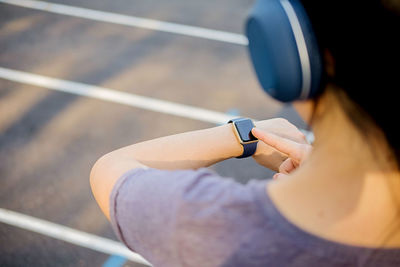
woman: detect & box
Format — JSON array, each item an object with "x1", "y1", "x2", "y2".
[{"x1": 90, "y1": 0, "x2": 400, "y2": 266}]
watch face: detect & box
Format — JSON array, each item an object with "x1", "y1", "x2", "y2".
[{"x1": 235, "y1": 120, "x2": 257, "y2": 142}]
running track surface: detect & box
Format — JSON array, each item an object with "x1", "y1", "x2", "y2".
[{"x1": 0, "y1": 1, "x2": 306, "y2": 266}]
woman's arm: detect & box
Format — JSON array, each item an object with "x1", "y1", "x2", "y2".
[
  {"x1": 90, "y1": 118, "x2": 307, "y2": 219},
  {"x1": 90, "y1": 123, "x2": 242, "y2": 219}
]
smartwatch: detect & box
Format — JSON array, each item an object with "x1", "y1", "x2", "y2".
[{"x1": 228, "y1": 118, "x2": 258, "y2": 158}]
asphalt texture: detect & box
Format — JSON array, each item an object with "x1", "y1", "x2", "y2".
[{"x1": 0, "y1": 1, "x2": 306, "y2": 266}]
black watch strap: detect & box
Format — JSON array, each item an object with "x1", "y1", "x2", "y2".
[
  {"x1": 237, "y1": 141, "x2": 258, "y2": 158},
  {"x1": 228, "y1": 118, "x2": 258, "y2": 159}
]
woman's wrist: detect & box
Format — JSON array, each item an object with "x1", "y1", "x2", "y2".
[{"x1": 214, "y1": 124, "x2": 244, "y2": 159}]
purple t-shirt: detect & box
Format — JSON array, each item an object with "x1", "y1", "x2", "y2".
[{"x1": 110, "y1": 168, "x2": 400, "y2": 267}]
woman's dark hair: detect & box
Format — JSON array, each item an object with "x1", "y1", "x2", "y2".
[{"x1": 301, "y1": 0, "x2": 400, "y2": 165}]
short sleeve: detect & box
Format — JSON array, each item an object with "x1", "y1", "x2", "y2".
[{"x1": 109, "y1": 167, "x2": 268, "y2": 267}]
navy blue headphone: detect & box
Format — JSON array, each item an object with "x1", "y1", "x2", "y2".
[{"x1": 246, "y1": 0, "x2": 323, "y2": 102}]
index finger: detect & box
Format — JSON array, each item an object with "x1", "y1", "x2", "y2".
[{"x1": 252, "y1": 128, "x2": 306, "y2": 163}]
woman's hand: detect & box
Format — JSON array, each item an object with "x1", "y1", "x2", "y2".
[
  {"x1": 251, "y1": 119, "x2": 310, "y2": 172},
  {"x1": 252, "y1": 125, "x2": 312, "y2": 178}
]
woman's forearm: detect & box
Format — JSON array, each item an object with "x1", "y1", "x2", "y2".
[{"x1": 107, "y1": 123, "x2": 243, "y2": 170}]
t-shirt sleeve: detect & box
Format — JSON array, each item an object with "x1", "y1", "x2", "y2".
[{"x1": 109, "y1": 167, "x2": 267, "y2": 267}]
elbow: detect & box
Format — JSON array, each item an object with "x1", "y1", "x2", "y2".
[
  {"x1": 90, "y1": 150, "x2": 141, "y2": 219},
  {"x1": 90, "y1": 153, "x2": 115, "y2": 194},
  {"x1": 90, "y1": 149, "x2": 144, "y2": 219},
  {"x1": 90, "y1": 152, "x2": 118, "y2": 195},
  {"x1": 89, "y1": 153, "x2": 116, "y2": 219},
  {"x1": 90, "y1": 154, "x2": 107, "y2": 198}
]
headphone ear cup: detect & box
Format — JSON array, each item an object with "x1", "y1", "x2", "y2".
[{"x1": 246, "y1": 0, "x2": 322, "y2": 102}]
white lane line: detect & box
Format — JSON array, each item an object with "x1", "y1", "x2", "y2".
[
  {"x1": 0, "y1": 67, "x2": 315, "y2": 140},
  {"x1": 0, "y1": 208, "x2": 152, "y2": 266},
  {"x1": 0, "y1": 0, "x2": 248, "y2": 46},
  {"x1": 0, "y1": 67, "x2": 234, "y2": 125}
]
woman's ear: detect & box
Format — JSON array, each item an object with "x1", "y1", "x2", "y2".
[{"x1": 293, "y1": 100, "x2": 315, "y2": 125}]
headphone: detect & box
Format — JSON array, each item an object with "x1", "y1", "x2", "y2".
[{"x1": 246, "y1": 0, "x2": 323, "y2": 102}]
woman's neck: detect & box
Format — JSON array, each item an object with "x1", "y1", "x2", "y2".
[{"x1": 268, "y1": 93, "x2": 400, "y2": 248}]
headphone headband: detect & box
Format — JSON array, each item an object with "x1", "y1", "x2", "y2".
[{"x1": 279, "y1": 0, "x2": 311, "y2": 99}]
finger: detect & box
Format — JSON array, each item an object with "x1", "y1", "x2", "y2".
[
  {"x1": 273, "y1": 173, "x2": 289, "y2": 180},
  {"x1": 279, "y1": 158, "x2": 296, "y2": 174},
  {"x1": 252, "y1": 128, "x2": 305, "y2": 163}
]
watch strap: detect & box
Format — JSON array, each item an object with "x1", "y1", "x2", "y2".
[{"x1": 237, "y1": 141, "x2": 258, "y2": 158}]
